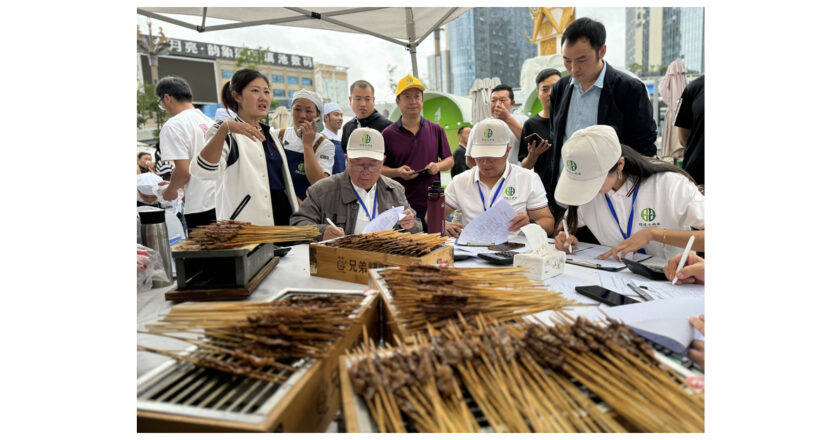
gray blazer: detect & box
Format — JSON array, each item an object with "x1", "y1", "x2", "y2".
[{"x1": 290, "y1": 172, "x2": 422, "y2": 239}]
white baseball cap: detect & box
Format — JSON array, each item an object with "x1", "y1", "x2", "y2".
[
  {"x1": 470, "y1": 118, "x2": 509, "y2": 158},
  {"x1": 554, "y1": 125, "x2": 622, "y2": 206},
  {"x1": 346, "y1": 127, "x2": 385, "y2": 161}
]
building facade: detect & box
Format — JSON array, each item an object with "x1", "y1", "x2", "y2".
[
  {"x1": 313, "y1": 63, "x2": 349, "y2": 106},
  {"x1": 446, "y1": 8, "x2": 537, "y2": 96},
  {"x1": 426, "y1": 50, "x2": 452, "y2": 93},
  {"x1": 138, "y1": 35, "x2": 315, "y2": 110},
  {"x1": 626, "y1": 7, "x2": 704, "y2": 75}
]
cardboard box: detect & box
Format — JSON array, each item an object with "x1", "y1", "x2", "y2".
[{"x1": 309, "y1": 241, "x2": 453, "y2": 285}]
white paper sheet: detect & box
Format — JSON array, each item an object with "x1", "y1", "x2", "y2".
[
  {"x1": 597, "y1": 271, "x2": 705, "y2": 300},
  {"x1": 361, "y1": 206, "x2": 406, "y2": 233},
  {"x1": 456, "y1": 200, "x2": 517, "y2": 245},
  {"x1": 565, "y1": 242, "x2": 652, "y2": 269},
  {"x1": 542, "y1": 274, "x2": 600, "y2": 305},
  {"x1": 590, "y1": 297, "x2": 705, "y2": 354}
]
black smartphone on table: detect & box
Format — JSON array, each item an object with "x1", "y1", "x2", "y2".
[
  {"x1": 575, "y1": 285, "x2": 640, "y2": 306},
  {"x1": 621, "y1": 258, "x2": 668, "y2": 281}
]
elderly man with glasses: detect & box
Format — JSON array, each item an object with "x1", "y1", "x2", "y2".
[{"x1": 291, "y1": 128, "x2": 420, "y2": 240}]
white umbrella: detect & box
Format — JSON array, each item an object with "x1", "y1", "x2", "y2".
[
  {"x1": 469, "y1": 77, "x2": 501, "y2": 125},
  {"x1": 658, "y1": 60, "x2": 687, "y2": 159}
]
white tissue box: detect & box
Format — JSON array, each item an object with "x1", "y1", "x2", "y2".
[{"x1": 513, "y1": 250, "x2": 566, "y2": 280}]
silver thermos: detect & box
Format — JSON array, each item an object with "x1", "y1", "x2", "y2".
[{"x1": 139, "y1": 207, "x2": 173, "y2": 286}]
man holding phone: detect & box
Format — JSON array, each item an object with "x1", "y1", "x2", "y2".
[{"x1": 520, "y1": 68, "x2": 563, "y2": 220}]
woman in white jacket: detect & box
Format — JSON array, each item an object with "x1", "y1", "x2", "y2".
[{"x1": 190, "y1": 69, "x2": 298, "y2": 226}]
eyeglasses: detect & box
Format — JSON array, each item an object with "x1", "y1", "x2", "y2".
[
  {"x1": 349, "y1": 163, "x2": 381, "y2": 173},
  {"x1": 157, "y1": 97, "x2": 165, "y2": 112}
]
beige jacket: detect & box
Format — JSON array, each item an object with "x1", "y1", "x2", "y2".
[{"x1": 290, "y1": 172, "x2": 421, "y2": 239}]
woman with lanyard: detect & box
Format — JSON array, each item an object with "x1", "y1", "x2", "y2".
[
  {"x1": 272, "y1": 89, "x2": 334, "y2": 204},
  {"x1": 553, "y1": 125, "x2": 704, "y2": 260},
  {"x1": 190, "y1": 69, "x2": 298, "y2": 226},
  {"x1": 442, "y1": 118, "x2": 554, "y2": 238}
]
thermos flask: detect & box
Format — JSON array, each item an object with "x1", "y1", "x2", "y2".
[
  {"x1": 139, "y1": 207, "x2": 174, "y2": 286},
  {"x1": 427, "y1": 181, "x2": 446, "y2": 235}
]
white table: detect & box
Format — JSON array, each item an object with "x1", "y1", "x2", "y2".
[{"x1": 138, "y1": 239, "x2": 669, "y2": 377}]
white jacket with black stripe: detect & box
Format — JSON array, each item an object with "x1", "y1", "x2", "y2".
[{"x1": 189, "y1": 118, "x2": 299, "y2": 226}]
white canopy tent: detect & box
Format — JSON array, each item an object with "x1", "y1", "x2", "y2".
[{"x1": 136, "y1": 7, "x2": 471, "y2": 76}]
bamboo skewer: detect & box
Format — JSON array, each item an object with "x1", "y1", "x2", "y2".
[{"x1": 178, "y1": 219, "x2": 320, "y2": 250}]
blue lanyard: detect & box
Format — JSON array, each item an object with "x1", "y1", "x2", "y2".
[
  {"x1": 477, "y1": 178, "x2": 506, "y2": 212},
  {"x1": 351, "y1": 182, "x2": 377, "y2": 220},
  {"x1": 604, "y1": 180, "x2": 644, "y2": 246}
]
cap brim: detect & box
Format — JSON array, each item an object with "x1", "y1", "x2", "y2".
[
  {"x1": 397, "y1": 84, "x2": 425, "y2": 95},
  {"x1": 553, "y1": 170, "x2": 606, "y2": 206},
  {"x1": 469, "y1": 144, "x2": 507, "y2": 158},
  {"x1": 347, "y1": 150, "x2": 384, "y2": 161}
]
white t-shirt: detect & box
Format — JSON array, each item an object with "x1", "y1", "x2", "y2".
[
  {"x1": 465, "y1": 114, "x2": 529, "y2": 165},
  {"x1": 351, "y1": 181, "x2": 377, "y2": 234},
  {"x1": 573, "y1": 172, "x2": 705, "y2": 259},
  {"x1": 444, "y1": 162, "x2": 548, "y2": 225},
  {"x1": 274, "y1": 127, "x2": 335, "y2": 176},
  {"x1": 159, "y1": 109, "x2": 216, "y2": 214}
]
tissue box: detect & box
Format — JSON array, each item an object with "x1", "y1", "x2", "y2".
[{"x1": 513, "y1": 250, "x2": 566, "y2": 280}]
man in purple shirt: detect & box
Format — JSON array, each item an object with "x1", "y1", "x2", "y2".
[{"x1": 382, "y1": 75, "x2": 454, "y2": 230}]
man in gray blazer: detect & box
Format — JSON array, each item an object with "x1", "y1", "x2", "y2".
[{"x1": 291, "y1": 128, "x2": 420, "y2": 240}]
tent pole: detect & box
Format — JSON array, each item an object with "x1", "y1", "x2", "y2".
[{"x1": 405, "y1": 8, "x2": 419, "y2": 77}]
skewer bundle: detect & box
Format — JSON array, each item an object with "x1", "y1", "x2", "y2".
[
  {"x1": 346, "y1": 314, "x2": 703, "y2": 433},
  {"x1": 180, "y1": 219, "x2": 320, "y2": 249},
  {"x1": 323, "y1": 230, "x2": 449, "y2": 257},
  {"x1": 380, "y1": 266, "x2": 576, "y2": 335},
  {"x1": 139, "y1": 295, "x2": 364, "y2": 384}
]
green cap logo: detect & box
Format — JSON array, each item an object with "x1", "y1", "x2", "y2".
[
  {"x1": 505, "y1": 187, "x2": 515, "y2": 196},
  {"x1": 361, "y1": 134, "x2": 371, "y2": 144},
  {"x1": 566, "y1": 160, "x2": 577, "y2": 171},
  {"x1": 484, "y1": 128, "x2": 493, "y2": 138},
  {"x1": 407, "y1": 77, "x2": 413, "y2": 83},
  {"x1": 641, "y1": 208, "x2": 656, "y2": 222}
]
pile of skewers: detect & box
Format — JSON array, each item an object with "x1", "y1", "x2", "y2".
[
  {"x1": 138, "y1": 295, "x2": 364, "y2": 384},
  {"x1": 322, "y1": 230, "x2": 449, "y2": 257},
  {"x1": 380, "y1": 265, "x2": 576, "y2": 335},
  {"x1": 179, "y1": 219, "x2": 320, "y2": 250},
  {"x1": 346, "y1": 314, "x2": 704, "y2": 433}
]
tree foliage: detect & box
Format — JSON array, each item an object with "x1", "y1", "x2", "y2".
[{"x1": 137, "y1": 83, "x2": 169, "y2": 139}]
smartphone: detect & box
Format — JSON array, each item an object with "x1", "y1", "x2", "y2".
[
  {"x1": 574, "y1": 285, "x2": 640, "y2": 307},
  {"x1": 622, "y1": 258, "x2": 668, "y2": 281},
  {"x1": 488, "y1": 242, "x2": 526, "y2": 252},
  {"x1": 523, "y1": 133, "x2": 544, "y2": 144}
]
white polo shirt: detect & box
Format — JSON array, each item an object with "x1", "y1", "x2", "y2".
[
  {"x1": 465, "y1": 114, "x2": 530, "y2": 165},
  {"x1": 444, "y1": 162, "x2": 548, "y2": 225},
  {"x1": 573, "y1": 171, "x2": 704, "y2": 259},
  {"x1": 158, "y1": 109, "x2": 216, "y2": 214}
]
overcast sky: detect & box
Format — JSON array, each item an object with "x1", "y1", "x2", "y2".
[{"x1": 136, "y1": 7, "x2": 626, "y2": 100}]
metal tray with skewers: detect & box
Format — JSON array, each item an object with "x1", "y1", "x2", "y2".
[{"x1": 137, "y1": 288, "x2": 376, "y2": 433}]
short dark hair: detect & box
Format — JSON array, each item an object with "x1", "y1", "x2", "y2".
[
  {"x1": 350, "y1": 80, "x2": 374, "y2": 95},
  {"x1": 561, "y1": 17, "x2": 607, "y2": 52},
  {"x1": 457, "y1": 125, "x2": 471, "y2": 135},
  {"x1": 137, "y1": 152, "x2": 151, "y2": 161},
  {"x1": 535, "y1": 68, "x2": 562, "y2": 86},
  {"x1": 156, "y1": 76, "x2": 193, "y2": 102},
  {"x1": 491, "y1": 84, "x2": 514, "y2": 101}
]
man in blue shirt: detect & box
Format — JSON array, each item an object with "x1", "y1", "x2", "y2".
[{"x1": 547, "y1": 17, "x2": 657, "y2": 216}]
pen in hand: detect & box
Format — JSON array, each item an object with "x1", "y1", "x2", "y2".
[
  {"x1": 561, "y1": 219, "x2": 573, "y2": 254},
  {"x1": 672, "y1": 235, "x2": 696, "y2": 285}
]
